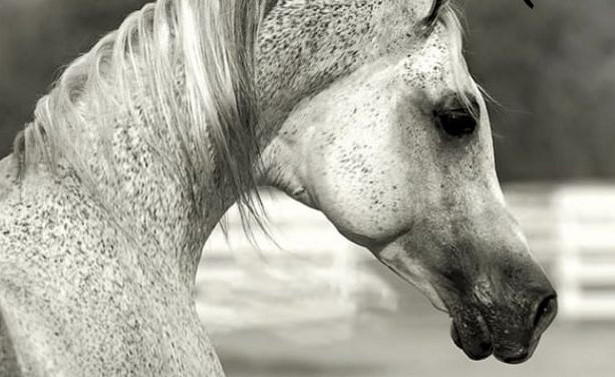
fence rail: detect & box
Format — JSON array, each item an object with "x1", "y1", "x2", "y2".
[{"x1": 505, "y1": 183, "x2": 615, "y2": 320}]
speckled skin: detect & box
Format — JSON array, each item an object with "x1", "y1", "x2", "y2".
[
  {"x1": 0, "y1": 0, "x2": 556, "y2": 375},
  {"x1": 257, "y1": 0, "x2": 556, "y2": 365}
]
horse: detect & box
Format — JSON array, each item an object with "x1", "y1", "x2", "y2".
[{"x1": 0, "y1": 0, "x2": 556, "y2": 375}]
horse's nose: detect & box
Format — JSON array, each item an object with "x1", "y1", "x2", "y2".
[
  {"x1": 532, "y1": 292, "x2": 558, "y2": 335},
  {"x1": 433, "y1": 91, "x2": 480, "y2": 137},
  {"x1": 493, "y1": 292, "x2": 557, "y2": 364}
]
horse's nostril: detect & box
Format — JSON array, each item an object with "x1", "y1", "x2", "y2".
[{"x1": 533, "y1": 294, "x2": 558, "y2": 331}]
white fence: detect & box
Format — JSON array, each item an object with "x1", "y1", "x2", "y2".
[
  {"x1": 505, "y1": 183, "x2": 615, "y2": 320},
  {"x1": 197, "y1": 191, "x2": 397, "y2": 335},
  {"x1": 554, "y1": 185, "x2": 615, "y2": 320}
]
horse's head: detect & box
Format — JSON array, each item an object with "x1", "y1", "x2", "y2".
[{"x1": 257, "y1": 0, "x2": 556, "y2": 363}]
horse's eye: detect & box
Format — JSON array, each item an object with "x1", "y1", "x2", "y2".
[
  {"x1": 437, "y1": 108, "x2": 477, "y2": 137},
  {"x1": 433, "y1": 94, "x2": 480, "y2": 138}
]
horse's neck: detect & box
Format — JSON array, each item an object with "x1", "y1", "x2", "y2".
[
  {"x1": 16, "y1": 110, "x2": 230, "y2": 288},
  {"x1": 88, "y1": 116, "x2": 231, "y2": 280},
  {"x1": 0, "y1": 152, "x2": 227, "y2": 374},
  {"x1": 9, "y1": 4, "x2": 249, "y2": 284}
]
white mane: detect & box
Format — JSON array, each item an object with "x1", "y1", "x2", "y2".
[{"x1": 18, "y1": 0, "x2": 265, "y2": 220}]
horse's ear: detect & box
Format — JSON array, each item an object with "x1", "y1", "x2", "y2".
[
  {"x1": 523, "y1": 0, "x2": 534, "y2": 8},
  {"x1": 264, "y1": 0, "x2": 279, "y2": 18}
]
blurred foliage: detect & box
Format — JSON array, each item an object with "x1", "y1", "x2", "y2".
[{"x1": 0, "y1": 0, "x2": 614, "y2": 181}]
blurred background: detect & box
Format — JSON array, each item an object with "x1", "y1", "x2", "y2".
[{"x1": 1, "y1": 0, "x2": 614, "y2": 376}]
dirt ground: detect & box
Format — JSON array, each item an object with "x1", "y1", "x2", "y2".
[{"x1": 211, "y1": 262, "x2": 615, "y2": 377}]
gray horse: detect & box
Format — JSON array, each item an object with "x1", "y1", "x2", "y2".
[{"x1": 0, "y1": 0, "x2": 555, "y2": 375}]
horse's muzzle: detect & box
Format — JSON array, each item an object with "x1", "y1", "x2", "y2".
[
  {"x1": 493, "y1": 293, "x2": 558, "y2": 364},
  {"x1": 449, "y1": 292, "x2": 558, "y2": 364}
]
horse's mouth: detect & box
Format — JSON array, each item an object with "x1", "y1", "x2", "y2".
[
  {"x1": 449, "y1": 315, "x2": 537, "y2": 364},
  {"x1": 450, "y1": 316, "x2": 493, "y2": 361}
]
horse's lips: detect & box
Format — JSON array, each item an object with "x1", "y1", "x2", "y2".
[
  {"x1": 450, "y1": 317, "x2": 539, "y2": 364},
  {"x1": 449, "y1": 319, "x2": 493, "y2": 361}
]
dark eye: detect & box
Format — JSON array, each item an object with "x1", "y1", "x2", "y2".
[{"x1": 433, "y1": 93, "x2": 480, "y2": 138}]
